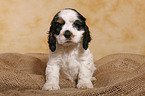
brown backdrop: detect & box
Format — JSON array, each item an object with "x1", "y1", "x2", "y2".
[{"x1": 0, "y1": 0, "x2": 145, "y2": 61}]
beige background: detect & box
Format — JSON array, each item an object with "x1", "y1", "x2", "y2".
[{"x1": 0, "y1": 0, "x2": 145, "y2": 61}]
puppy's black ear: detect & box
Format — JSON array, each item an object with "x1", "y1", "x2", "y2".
[
  {"x1": 48, "y1": 28, "x2": 56, "y2": 52},
  {"x1": 48, "y1": 13, "x2": 60, "y2": 52},
  {"x1": 48, "y1": 20, "x2": 57, "y2": 52},
  {"x1": 83, "y1": 25, "x2": 91, "y2": 50}
]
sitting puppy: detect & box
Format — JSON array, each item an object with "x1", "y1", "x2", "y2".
[{"x1": 42, "y1": 8, "x2": 96, "y2": 91}]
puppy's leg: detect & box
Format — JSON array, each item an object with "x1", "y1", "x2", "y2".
[
  {"x1": 42, "y1": 62, "x2": 60, "y2": 91},
  {"x1": 77, "y1": 53, "x2": 95, "y2": 89},
  {"x1": 77, "y1": 64, "x2": 94, "y2": 89}
]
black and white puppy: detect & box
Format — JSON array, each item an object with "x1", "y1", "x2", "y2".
[{"x1": 42, "y1": 8, "x2": 96, "y2": 91}]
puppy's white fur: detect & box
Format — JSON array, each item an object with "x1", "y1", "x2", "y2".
[{"x1": 42, "y1": 9, "x2": 96, "y2": 91}]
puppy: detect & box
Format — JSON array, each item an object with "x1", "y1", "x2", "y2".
[{"x1": 42, "y1": 8, "x2": 96, "y2": 91}]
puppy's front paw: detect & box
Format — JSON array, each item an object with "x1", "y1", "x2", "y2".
[
  {"x1": 77, "y1": 81, "x2": 93, "y2": 89},
  {"x1": 42, "y1": 83, "x2": 60, "y2": 91}
]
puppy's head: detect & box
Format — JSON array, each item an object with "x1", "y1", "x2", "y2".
[{"x1": 48, "y1": 8, "x2": 91, "y2": 52}]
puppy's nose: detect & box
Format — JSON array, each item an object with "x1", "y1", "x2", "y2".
[{"x1": 64, "y1": 30, "x2": 72, "y2": 39}]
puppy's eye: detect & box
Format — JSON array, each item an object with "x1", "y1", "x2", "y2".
[
  {"x1": 54, "y1": 22, "x2": 63, "y2": 35},
  {"x1": 73, "y1": 20, "x2": 84, "y2": 30},
  {"x1": 55, "y1": 22, "x2": 62, "y2": 27}
]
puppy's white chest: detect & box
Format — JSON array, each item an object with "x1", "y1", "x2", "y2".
[{"x1": 60, "y1": 53, "x2": 80, "y2": 82}]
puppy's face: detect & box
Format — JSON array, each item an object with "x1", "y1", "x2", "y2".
[{"x1": 49, "y1": 8, "x2": 91, "y2": 52}]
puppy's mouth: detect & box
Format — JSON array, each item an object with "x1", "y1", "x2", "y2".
[
  {"x1": 65, "y1": 38, "x2": 73, "y2": 43},
  {"x1": 62, "y1": 40, "x2": 75, "y2": 46},
  {"x1": 66, "y1": 40, "x2": 72, "y2": 43}
]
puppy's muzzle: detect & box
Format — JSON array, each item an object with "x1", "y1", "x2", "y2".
[{"x1": 64, "y1": 30, "x2": 72, "y2": 39}]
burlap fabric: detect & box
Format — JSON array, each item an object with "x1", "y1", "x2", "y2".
[{"x1": 0, "y1": 53, "x2": 145, "y2": 96}]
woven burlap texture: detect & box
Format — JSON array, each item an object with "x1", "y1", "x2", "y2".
[{"x1": 0, "y1": 53, "x2": 145, "y2": 96}]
